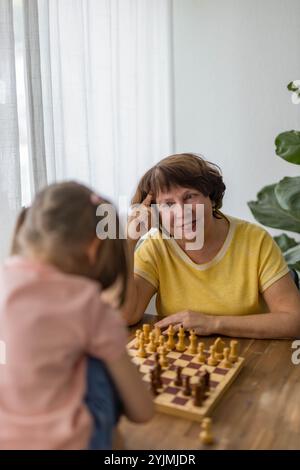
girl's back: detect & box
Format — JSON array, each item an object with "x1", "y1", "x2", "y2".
[{"x1": 0, "y1": 256, "x2": 126, "y2": 449}]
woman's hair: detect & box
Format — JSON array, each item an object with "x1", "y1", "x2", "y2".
[
  {"x1": 132, "y1": 153, "x2": 226, "y2": 218},
  {"x1": 11, "y1": 181, "x2": 128, "y2": 306}
]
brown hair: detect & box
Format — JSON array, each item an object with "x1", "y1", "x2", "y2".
[
  {"x1": 132, "y1": 153, "x2": 226, "y2": 218},
  {"x1": 11, "y1": 182, "x2": 128, "y2": 306}
]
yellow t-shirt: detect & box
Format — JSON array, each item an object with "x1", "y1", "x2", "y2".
[{"x1": 134, "y1": 214, "x2": 289, "y2": 317}]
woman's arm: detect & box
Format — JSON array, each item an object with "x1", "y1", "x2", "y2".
[
  {"x1": 106, "y1": 352, "x2": 154, "y2": 423},
  {"x1": 156, "y1": 274, "x2": 300, "y2": 339},
  {"x1": 122, "y1": 193, "x2": 157, "y2": 325},
  {"x1": 121, "y1": 239, "x2": 156, "y2": 325}
]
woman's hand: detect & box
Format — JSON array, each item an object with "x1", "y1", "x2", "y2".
[
  {"x1": 127, "y1": 193, "x2": 153, "y2": 245},
  {"x1": 155, "y1": 310, "x2": 218, "y2": 336}
]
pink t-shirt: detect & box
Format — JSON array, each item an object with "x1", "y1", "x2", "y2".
[{"x1": 0, "y1": 256, "x2": 127, "y2": 449}]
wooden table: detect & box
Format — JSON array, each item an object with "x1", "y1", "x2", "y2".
[{"x1": 119, "y1": 315, "x2": 300, "y2": 450}]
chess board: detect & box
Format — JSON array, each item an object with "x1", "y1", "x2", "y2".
[{"x1": 127, "y1": 336, "x2": 245, "y2": 422}]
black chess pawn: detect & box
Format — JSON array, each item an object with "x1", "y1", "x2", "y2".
[
  {"x1": 183, "y1": 376, "x2": 191, "y2": 396},
  {"x1": 194, "y1": 383, "x2": 204, "y2": 407},
  {"x1": 152, "y1": 365, "x2": 163, "y2": 389},
  {"x1": 174, "y1": 366, "x2": 183, "y2": 386},
  {"x1": 202, "y1": 369, "x2": 210, "y2": 389},
  {"x1": 150, "y1": 370, "x2": 159, "y2": 396}
]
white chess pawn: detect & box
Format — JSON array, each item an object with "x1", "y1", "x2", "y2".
[
  {"x1": 207, "y1": 345, "x2": 218, "y2": 366},
  {"x1": 197, "y1": 342, "x2": 206, "y2": 364},
  {"x1": 166, "y1": 324, "x2": 176, "y2": 350},
  {"x1": 147, "y1": 331, "x2": 157, "y2": 353},
  {"x1": 229, "y1": 340, "x2": 238, "y2": 363},
  {"x1": 199, "y1": 417, "x2": 214, "y2": 445},
  {"x1": 137, "y1": 332, "x2": 147, "y2": 358},
  {"x1": 220, "y1": 347, "x2": 232, "y2": 368},
  {"x1": 187, "y1": 329, "x2": 197, "y2": 354},
  {"x1": 135, "y1": 329, "x2": 141, "y2": 349}
]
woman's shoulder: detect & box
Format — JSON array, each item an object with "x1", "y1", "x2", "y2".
[
  {"x1": 225, "y1": 213, "x2": 273, "y2": 243},
  {"x1": 135, "y1": 228, "x2": 164, "y2": 251}
]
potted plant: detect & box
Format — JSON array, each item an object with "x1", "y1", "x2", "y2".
[{"x1": 248, "y1": 81, "x2": 300, "y2": 275}]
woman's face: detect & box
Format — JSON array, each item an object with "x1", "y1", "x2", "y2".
[{"x1": 155, "y1": 186, "x2": 214, "y2": 242}]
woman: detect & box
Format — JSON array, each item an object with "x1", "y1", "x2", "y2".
[{"x1": 123, "y1": 153, "x2": 300, "y2": 339}]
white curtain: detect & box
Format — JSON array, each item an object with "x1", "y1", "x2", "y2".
[
  {"x1": 37, "y1": 0, "x2": 174, "y2": 204},
  {"x1": 0, "y1": 0, "x2": 21, "y2": 260}
]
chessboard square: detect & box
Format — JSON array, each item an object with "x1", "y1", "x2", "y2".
[
  {"x1": 158, "y1": 393, "x2": 174, "y2": 404},
  {"x1": 202, "y1": 365, "x2": 214, "y2": 373},
  {"x1": 167, "y1": 351, "x2": 179, "y2": 359},
  {"x1": 182, "y1": 368, "x2": 198, "y2": 377},
  {"x1": 214, "y1": 367, "x2": 229, "y2": 375},
  {"x1": 139, "y1": 365, "x2": 151, "y2": 374},
  {"x1": 187, "y1": 362, "x2": 202, "y2": 370},
  {"x1": 173, "y1": 359, "x2": 189, "y2": 368},
  {"x1": 210, "y1": 380, "x2": 218, "y2": 388},
  {"x1": 172, "y1": 396, "x2": 189, "y2": 406},
  {"x1": 143, "y1": 359, "x2": 155, "y2": 366},
  {"x1": 161, "y1": 376, "x2": 172, "y2": 385},
  {"x1": 179, "y1": 354, "x2": 194, "y2": 361},
  {"x1": 164, "y1": 386, "x2": 178, "y2": 395},
  {"x1": 162, "y1": 370, "x2": 174, "y2": 379},
  {"x1": 167, "y1": 357, "x2": 176, "y2": 364}
]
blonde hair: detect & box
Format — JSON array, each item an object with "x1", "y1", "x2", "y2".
[{"x1": 11, "y1": 181, "x2": 128, "y2": 306}]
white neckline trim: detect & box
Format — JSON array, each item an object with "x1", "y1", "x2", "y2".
[{"x1": 167, "y1": 215, "x2": 237, "y2": 271}]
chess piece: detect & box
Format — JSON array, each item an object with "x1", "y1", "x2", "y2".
[
  {"x1": 220, "y1": 347, "x2": 232, "y2": 368},
  {"x1": 143, "y1": 324, "x2": 151, "y2": 344},
  {"x1": 159, "y1": 345, "x2": 168, "y2": 367},
  {"x1": 137, "y1": 332, "x2": 147, "y2": 358},
  {"x1": 176, "y1": 325, "x2": 186, "y2": 352},
  {"x1": 214, "y1": 337, "x2": 225, "y2": 361},
  {"x1": 158, "y1": 335, "x2": 165, "y2": 349},
  {"x1": 187, "y1": 329, "x2": 197, "y2": 354},
  {"x1": 135, "y1": 329, "x2": 141, "y2": 349},
  {"x1": 207, "y1": 345, "x2": 218, "y2": 366},
  {"x1": 197, "y1": 342, "x2": 206, "y2": 364},
  {"x1": 154, "y1": 352, "x2": 160, "y2": 364},
  {"x1": 229, "y1": 340, "x2": 238, "y2": 363},
  {"x1": 174, "y1": 366, "x2": 183, "y2": 386},
  {"x1": 155, "y1": 360, "x2": 162, "y2": 377},
  {"x1": 147, "y1": 331, "x2": 157, "y2": 353},
  {"x1": 154, "y1": 326, "x2": 161, "y2": 345},
  {"x1": 199, "y1": 417, "x2": 214, "y2": 445},
  {"x1": 166, "y1": 324, "x2": 176, "y2": 350},
  {"x1": 201, "y1": 369, "x2": 210, "y2": 392},
  {"x1": 150, "y1": 371, "x2": 159, "y2": 396},
  {"x1": 194, "y1": 383, "x2": 204, "y2": 407},
  {"x1": 183, "y1": 376, "x2": 191, "y2": 396},
  {"x1": 154, "y1": 365, "x2": 163, "y2": 388}
]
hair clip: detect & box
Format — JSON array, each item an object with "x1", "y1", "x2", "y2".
[{"x1": 90, "y1": 192, "x2": 102, "y2": 205}]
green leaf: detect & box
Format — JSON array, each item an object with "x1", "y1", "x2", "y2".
[
  {"x1": 248, "y1": 183, "x2": 300, "y2": 233},
  {"x1": 274, "y1": 233, "x2": 299, "y2": 253},
  {"x1": 275, "y1": 130, "x2": 300, "y2": 165},
  {"x1": 284, "y1": 244, "x2": 300, "y2": 271},
  {"x1": 287, "y1": 81, "x2": 299, "y2": 92},
  {"x1": 274, "y1": 176, "x2": 300, "y2": 220}
]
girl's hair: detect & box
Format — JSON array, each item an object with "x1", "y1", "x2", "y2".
[
  {"x1": 131, "y1": 153, "x2": 226, "y2": 218},
  {"x1": 11, "y1": 181, "x2": 128, "y2": 306}
]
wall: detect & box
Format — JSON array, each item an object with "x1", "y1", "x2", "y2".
[{"x1": 172, "y1": 0, "x2": 300, "y2": 236}]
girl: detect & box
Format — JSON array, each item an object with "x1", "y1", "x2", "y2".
[{"x1": 0, "y1": 181, "x2": 153, "y2": 450}]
